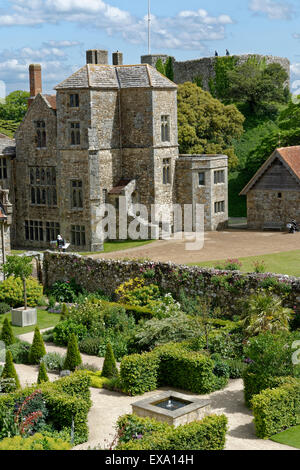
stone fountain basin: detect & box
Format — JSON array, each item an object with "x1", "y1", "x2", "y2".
[{"x1": 132, "y1": 391, "x2": 211, "y2": 427}]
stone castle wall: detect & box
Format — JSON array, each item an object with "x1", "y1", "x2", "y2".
[
  {"x1": 141, "y1": 54, "x2": 291, "y2": 91},
  {"x1": 43, "y1": 252, "x2": 300, "y2": 316}
]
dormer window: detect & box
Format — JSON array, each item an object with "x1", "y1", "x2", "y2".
[
  {"x1": 70, "y1": 122, "x2": 81, "y2": 145},
  {"x1": 36, "y1": 120, "x2": 46, "y2": 148},
  {"x1": 70, "y1": 94, "x2": 79, "y2": 108}
]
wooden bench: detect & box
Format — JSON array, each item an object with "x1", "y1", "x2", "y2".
[{"x1": 262, "y1": 222, "x2": 284, "y2": 231}]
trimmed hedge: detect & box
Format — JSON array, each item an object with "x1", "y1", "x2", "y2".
[
  {"x1": 116, "y1": 414, "x2": 228, "y2": 450},
  {"x1": 252, "y1": 379, "x2": 300, "y2": 439},
  {"x1": 0, "y1": 371, "x2": 91, "y2": 445},
  {"x1": 243, "y1": 371, "x2": 296, "y2": 408},
  {"x1": 100, "y1": 300, "x2": 153, "y2": 321},
  {"x1": 120, "y1": 352, "x2": 159, "y2": 396},
  {"x1": 120, "y1": 343, "x2": 228, "y2": 396},
  {"x1": 0, "y1": 433, "x2": 71, "y2": 450}
]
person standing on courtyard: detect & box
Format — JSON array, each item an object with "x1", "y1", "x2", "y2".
[{"x1": 57, "y1": 234, "x2": 65, "y2": 253}]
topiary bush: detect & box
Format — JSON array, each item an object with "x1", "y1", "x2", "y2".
[
  {"x1": 29, "y1": 327, "x2": 46, "y2": 365},
  {"x1": 53, "y1": 321, "x2": 88, "y2": 346},
  {"x1": 120, "y1": 352, "x2": 159, "y2": 396},
  {"x1": 102, "y1": 343, "x2": 118, "y2": 378},
  {"x1": 0, "y1": 433, "x2": 71, "y2": 450},
  {"x1": 63, "y1": 333, "x2": 82, "y2": 371},
  {"x1": 0, "y1": 276, "x2": 43, "y2": 308},
  {"x1": 1, "y1": 350, "x2": 20, "y2": 390},
  {"x1": 0, "y1": 317, "x2": 15, "y2": 346},
  {"x1": 37, "y1": 362, "x2": 49, "y2": 384},
  {"x1": 243, "y1": 371, "x2": 295, "y2": 408},
  {"x1": 116, "y1": 414, "x2": 228, "y2": 450}
]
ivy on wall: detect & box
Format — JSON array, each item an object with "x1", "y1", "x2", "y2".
[{"x1": 155, "y1": 57, "x2": 174, "y2": 81}]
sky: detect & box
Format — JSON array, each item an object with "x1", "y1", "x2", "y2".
[{"x1": 0, "y1": 0, "x2": 300, "y2": 95}]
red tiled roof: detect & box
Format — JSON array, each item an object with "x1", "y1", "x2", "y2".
[
  {"x1": 277, "y1": 146, "x2": 300, "y2": 179},
  {"x1": 109, "y1": 179, "x2": 132, "y2": 195},
  {"x1": 43, "y1": 94, "x2": 56, "y2": 110}
]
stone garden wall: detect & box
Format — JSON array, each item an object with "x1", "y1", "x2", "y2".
[{"x1": 43, "y1": 252, "x2": 300, "y2": 316}]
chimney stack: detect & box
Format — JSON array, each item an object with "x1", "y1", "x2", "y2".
[
  {"x1": 28, "y1": 64, "x2": 42, "y2": 108},
  {"x1": 112, "y1": 51, "x2": 123, "y2": 66},
  {"x1": 86, "y1": 50, "x2": 108, "y2": 65}
]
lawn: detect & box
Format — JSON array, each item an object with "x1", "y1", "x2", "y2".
[
  {"x1": 191, "y1": 250, "x2": 300, "y2": 277},
  {"x1": 271, "y1": 425, "x2": 300, "y2": 449},
  {"x1": 0, "y1": 309, "x2": 60, "y2": 336}
]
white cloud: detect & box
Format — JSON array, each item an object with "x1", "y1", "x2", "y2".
[
  {"x1": 249, "y1": 0, "x2": 295, "y2": 20},
  {"x1": 0, "y1": 1, "x2": 234, "y2": 50}
]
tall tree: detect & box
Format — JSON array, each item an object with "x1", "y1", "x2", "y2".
[
  {"x1": 0, "y1": 91, "x2": 29, "y2": 122},
  {"x1": 178, "y1": 82, "x2": 244, "y2": 169}
]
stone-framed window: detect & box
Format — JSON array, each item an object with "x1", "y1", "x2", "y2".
[
  {"x1": 36, "y1": 120, "x2": 46, "y2": 148},
  {"x1": 163, "y1": 158, "x2": 171, "y2": 184},
  {"x1": 161, "y1": 115, "x2": 170, "y2": 142},
  {"x1": 70, "y1": 94, "x2": 79, "y2": 108},
  {"x1": 71, "y1": 180, "x2": 83, "y2": 209},
  {"x1": 214, "y1": 201, "x2": 225, "y2": 214},
  {"x1": 71, "y1": 225, "x2": 86, "y2": 246},
  {"x1": 46, "y1": 222, "x2": 60, "y2": 242},
  {"x1": 277, "y1": 192, "x2": 282, "y2": 199},
  {"x1": 0, "y1": 158, "x2": 7, "y2": 180},
  {"x1": 214, "y1": 170, "x2": 225, "y2": 184},
  {"x1": 70, "y1": 122, "x2": 81, "y2": 146},
  {"x1": 198, "y1": 172, "x2": 205, "y2": 186},
  {"x1": 30, "y1": 166, "x2": 57, "y2": 207},
  {"x1": 102, "y1": 189, "x2": 108, "y2": 203},
  {"x1": 25, "y1": 220, "x2": 44, "y2": 241}
]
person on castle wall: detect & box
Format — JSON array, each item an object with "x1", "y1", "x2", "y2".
[
  {"x1": 226, "y1": 49, "x2": 230, "y2": 56},
  {"x1": 215, "y1": 51, "x2": 219, "y2": 57}
]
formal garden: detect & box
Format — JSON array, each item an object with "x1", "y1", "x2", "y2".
[{"x1": 0, "y1": 253, "x2": 299, "y2": 450}]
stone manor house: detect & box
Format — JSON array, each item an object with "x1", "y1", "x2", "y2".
[{"x1": 1, "y1": 50, "x2": 228, "y2": 252}]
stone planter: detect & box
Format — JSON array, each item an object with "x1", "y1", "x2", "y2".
[{"x1": 11, "y1": 307, "x2": 37, "y2": 327}]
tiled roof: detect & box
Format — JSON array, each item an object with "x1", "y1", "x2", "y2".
[
  {"x1": 43, "y1": 94, "x2": 56, "y2": 110},
  {"x1": 55, "y1": 64, "x2": 177, "y2": 90},
  {"x1": 240, "y1": 146, "x2": 300, "y2": 195},
  {"x1": 109, "y1": 179, "x2": 132, "y2": 195},
  {"x1": 0, "y1": 134, "x2": 15, "y2": 156}
]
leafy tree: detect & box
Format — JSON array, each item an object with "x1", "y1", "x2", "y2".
[
  {"x1": 165, "y1": 57, "x2": 174, "y2": 81},
  {"x1": 178, "y1": 82, "x2": 244, "y2": 169},
  {"x1": 63, "y1": 333, "x2": 82, "y2": 371},
  {"x1": 0, "y1": 91, "x2": 29, "y2": 122},
  {"x1": 226, "y1": 60, "x2": 289, "y2": 113},
  {"x1": 1, "y1": 350, "x2": 20, "y2": 389},
  {"x1": 2, "y1": 256, "x2": 33, "y2": 310},
  {"x1": 1, "y1": 318, "x2": 15, "y2": 346},
  {"x1": 241, "y1": 292, "x2": 293, "y2": 337},
  {"x1": 102, "y1": 342, "x2": 118, "y2": 378},
  {"x1": 29, "y1": 327, "x2": 46, "y2": 365},
  {"x1": 37, "y1": 362, "x2": 49, "y2": 384}
]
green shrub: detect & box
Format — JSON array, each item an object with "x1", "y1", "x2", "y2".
[
  {"x1": 225, "y1": 358, "x2": 248, "y2": 379},
  {"x1": 116, "y1": 414, "x2": 228, "y2": 450},
  {"x1": 38, "y1": 362, "x2": 49, "y2": 384},
  {"x1": 99, "y1": 300, "x2": 153, "y2": 321},
  {"x1": 0, "y1": 303, "x2": 11, "y2": 315},
  {"x1": 102, "y1": 343, "x2": 118, "y2": 378},
  {"x1": 7, "y1": 340, "x2": 30, "y2": 364},
  {"x1": 29, "y1": 327, "x2": 46, "y2": 365},
  {"x1": 243, "y1": 371, "x2": 295, "y2": 408},
  {"x1": 0, "y1": 317, "x2": 15, "y2": 346},
  {"x1": 60, "y1": 303, "x2": 69, "y2": 321},
  {"x1": 1, "y1": 350, "x2": 20, "y2": 390},
  {"x1": 0, "y1": 433, "x2": 71, "y2": 450},
  {"x1": 120, "y1": 352, "x2": 159, "y2": 396},
  {"x1": 252, "y1": 379, "x2": 300, "y2": 438},
  {"x1": 0, "y1": 276, "x2": 43, "y2": 307},
  {"x1": 79, "y1": 337, "x2": 101, "y2": 356},
  {"x1": 63, "y1": 333, "x2": 82, "y2": 371},
  {"x1": 49, "y1": 279, "x2": 82, "y2": 303},
  {"x1": 53, "y1": 321, "x2": 88, "y2": 346}
]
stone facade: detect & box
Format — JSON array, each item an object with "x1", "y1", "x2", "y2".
[
  {"x1": 0, "y1": 133, "x2": 14, "y2": 265},
  {"x1": 141, "y1": 54, "x2": 290, "y2": 91},
  {"x1": 240, "y1": 147, "x2": 300, "y2": 230},
  {"x1": 12, "y1": 50, "x2": 228, "y2": 251}
]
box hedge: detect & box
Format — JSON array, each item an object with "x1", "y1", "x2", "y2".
[
  {"x1": 120, "y1": 352, "x2": 159, "y2": 396},
  {"x1": 0, "y1": 371, "x2": 91, "y2": 445},
  {"x1": 99, "y1": 300, "x2": 153, "y2": 321},
  {"x1": 120, "y1": 343, "x2": 227, "y2": 396},
  {"x1": 0, "y1": 433, "x2": 71, "y2": 450},
  {"x1": 243, "y1": 371, "x2": 296, "y2": 408},
  {"x1": 116, "y1": 414, "x2": 228, "y2": 450},
  {"x1": 252, "y1": 379, "x2": 300, "y2": 439}
]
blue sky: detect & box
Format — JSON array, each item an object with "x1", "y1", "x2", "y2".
[{"x1": 0, "y1": 0, "x2": 300, "y2": 94}]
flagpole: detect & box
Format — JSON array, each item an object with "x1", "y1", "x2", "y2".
[{"x1": 148, "y1": 0, "x2": 151, "y2": 55}]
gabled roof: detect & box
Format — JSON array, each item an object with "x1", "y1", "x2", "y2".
[
  {"x1": 0, "y1": 133, "x2": 15, "y2": 156},
  {"x1": 43, "y1": 94, "x2": 56, "y2": 110},
  {"x1": 240, "y1": 146, "x2": 300, "y2": 195},
  {"x1": 55, "y1": 64, "x2": 177, "y2": 90}
]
